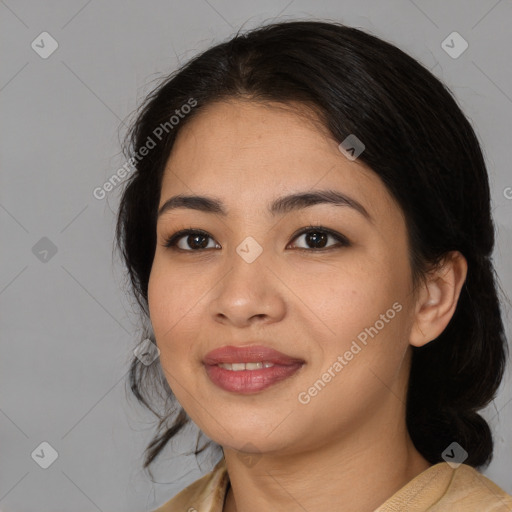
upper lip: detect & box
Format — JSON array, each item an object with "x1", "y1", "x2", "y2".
[{"x1": 203, "y1": 345, "x2": 305, "y2": 366}]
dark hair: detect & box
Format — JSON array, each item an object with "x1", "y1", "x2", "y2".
[{"x1": 115, "y1": 19, "x2": 509, "y2": 477}]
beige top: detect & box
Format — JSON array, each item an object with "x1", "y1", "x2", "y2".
[{"x1": 151, "y1": 457, "x2": 512, "y2": 512}]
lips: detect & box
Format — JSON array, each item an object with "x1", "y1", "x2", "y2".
[
  {"x1": 203, "y1": 344, "x2": 305, "y2": 393},
  {"x1": 203, "y1": 345, "x2": 304, "y2": 366}
]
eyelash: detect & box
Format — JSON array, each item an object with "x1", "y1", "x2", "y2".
[{"x1": 162, "y1": 225, "x2": 351, "y2": 252}]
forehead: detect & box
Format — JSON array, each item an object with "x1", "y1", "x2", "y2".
[
  {"x1": 160, "y1": 99, "x2": 401, "y2": 225},
  {"x1": 166, "y1": 99, "x2": 338, "y2": 171}
]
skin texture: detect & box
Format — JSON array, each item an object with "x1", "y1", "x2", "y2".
[{"x1": 148, "y1": 99, "x2": 468, "y2": 512}]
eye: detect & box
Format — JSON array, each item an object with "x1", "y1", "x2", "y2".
[
  {"x1": 162, "y1": 226, "x2": 350, "y2": 252},
  {"x1": 288, "y1": 226, "x2": 350, "y2": 251},
  {"x1": 163, "y1": 229, "x2": 219, "y2": 251}
]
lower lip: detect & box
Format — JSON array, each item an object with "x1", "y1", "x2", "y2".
[{"x1": 204, "y1": 363, "x2": 303, "y2": 393}]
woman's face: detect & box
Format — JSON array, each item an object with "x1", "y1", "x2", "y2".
[{"x1": 148, "y1": 99, "x2": 418, "y2": 456}]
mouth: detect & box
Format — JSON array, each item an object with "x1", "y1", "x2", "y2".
[{"x1": 203, "y1": 344, "x2": 305, "y2": 393}]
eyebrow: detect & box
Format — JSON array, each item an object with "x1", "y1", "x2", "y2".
[{"x1": 157, "y1": 189, "x2": 372, "y2": 222}]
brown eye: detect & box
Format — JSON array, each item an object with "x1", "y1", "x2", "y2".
[
  {"x1": 163, "y1": 229, "x2": 219, "y2": 251},
  {"x1": 162, "y1": 226, "x2": 350, "y2": 252},
  {"x1": 289, "y1": 227, "x2": 350, "y2": 250}
]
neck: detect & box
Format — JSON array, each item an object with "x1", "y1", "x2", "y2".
[{"x1": 222, "y1": 411, "x2": 431, "y2": 512}]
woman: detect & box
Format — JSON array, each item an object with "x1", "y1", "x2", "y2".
[{"x1": 115, "y1": 20, "x2": 512, "y2": 511}]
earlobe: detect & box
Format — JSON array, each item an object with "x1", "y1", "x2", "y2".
[{"x1": 409, "y1": 251, "x2": 468, "y2": 348}]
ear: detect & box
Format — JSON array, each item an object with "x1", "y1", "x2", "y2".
[{"x1": 409, "y1": 251, "x2": 468, "y2": 348}]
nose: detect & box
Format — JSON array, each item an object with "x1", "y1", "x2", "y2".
[{"x1": 208, "y1": 248, "x2": 286, "y2": 328}]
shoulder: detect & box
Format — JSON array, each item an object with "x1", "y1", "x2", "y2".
[
  {"x1": 376, "y1": 462, "x2": 512, "y2": 512},
  {"x1": 150, "y1": 457, "x2": 229, "y2": 512},
  {"x1": 435, "y1": 463, "x2": 512, "y2": 511}
]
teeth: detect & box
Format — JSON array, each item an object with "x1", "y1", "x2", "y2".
[
  {"x1": 245, "y1": 362, "x2": 262, "y2": 370},
  {"x1": 218, "y1": 362, "x2": 275, "y2": 371}
]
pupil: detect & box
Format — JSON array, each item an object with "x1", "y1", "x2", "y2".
[{"x1": 307, "y1": 231, "x2": 327, "y2": 248}]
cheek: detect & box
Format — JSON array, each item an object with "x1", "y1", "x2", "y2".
[
  {"x1": 147, "y1": 264, "x2": 167, "y2": 332},
  {"x1": 293, "y1": 254, "x2": 396, "y2": 336},
  {"x1": 148, "y1": 259, "x2": 198, "y2": 330},
  {"x1": 147, "y1": 258, "x2": 211, "y2": 372},
  {"x1": 303, "y1": 256, "x2": 410, "y2": 383},
  {"x1": 147, "y1": 262, "x2": 187, "y2": 356}
]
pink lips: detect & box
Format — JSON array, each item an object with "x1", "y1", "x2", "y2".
[
  {"x1": 204, "y1": 345, "x2": 304, "y2": 365},
  {"x1": 203, "y1": 345, "x2": 305, "y2": 393}
]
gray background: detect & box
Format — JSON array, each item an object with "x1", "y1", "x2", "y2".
[{"x1": 1, "y1": 1, "x2": 511, "y2": 511}]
